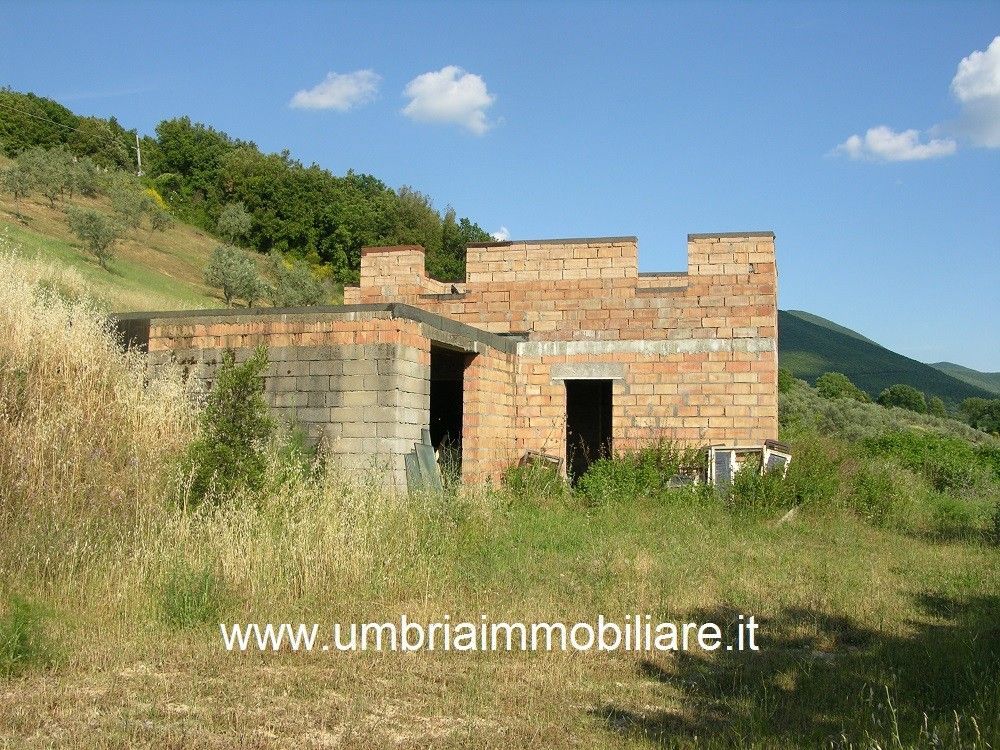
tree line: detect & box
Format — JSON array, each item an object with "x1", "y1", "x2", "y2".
[
  {"x1": 780, "y1": 369, "x2": 1000, "y2": 435},
  {"x1": 0, "y1": 88, "x2": 492, "y2": 283}
]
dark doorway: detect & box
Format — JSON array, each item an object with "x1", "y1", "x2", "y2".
[
  {"x1": 429, "y1": 346, "x2": 470, "y2": 462},
  {"x1": 565, "y1": 379, "x2": 613, "y2": 482}
]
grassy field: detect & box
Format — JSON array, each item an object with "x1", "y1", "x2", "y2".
[{"x1": 1, "y1": 234, "x2": 998, "y2": 748}]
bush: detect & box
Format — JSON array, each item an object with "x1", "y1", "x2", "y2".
[
  {"x1": 576, "y1": 443, "x2": 694, "y2": 506},
  {"x1": 0, "y1": 595, "x2": 53, "y2": 677},
  {"x1": 861, "y1": 431, "x2": 990, "y2": 494},
  {"x1": 877, "y1": 384, "x2": 927, "y2": 414},
  {"x1": 184, "y1": 346, "x2": 275, "y2": 505},
  {"x1": 159, "y1": 561, "x2": 228, "y2": 629},
  {"x1": 780, "y1": 431, "x2": 845, "y2": 507},
  {"x1": 848, "y1": 460, "x2": 911, "y2": 526},
  {"x1": 777, "y1": 367, "x2": 795, "y2": 394},
  {"x1": 726, "y1": 454, "x2": 790, "y2": 514},
  {"x1": 816, "y1": 372, "x2": 870, "y2": 402}
]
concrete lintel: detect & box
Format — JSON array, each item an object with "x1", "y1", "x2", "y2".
[
  {"x1": 517, "y1": 337, "x2": 776, "y2": 358},
  {"x1": 420, "y1": 323, "x2": 482, "y2": 354},
  {"x1": 550, "y1": 362, "x2": 625, "y2": 381}
]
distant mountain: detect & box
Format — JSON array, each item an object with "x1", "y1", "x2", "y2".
[
  {"x1": 778, "y1": 310, "x2": 995, "y2": 407},
  {"x1": 783, "y1": 310, "x2": 880, "y2": 346},
  {"x1": 931, "y1": 362, "x2": 1000, "y2": 397}
]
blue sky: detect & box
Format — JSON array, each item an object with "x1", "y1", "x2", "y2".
[{"x1": 2, "y1": 0, "x2": 998, "y2": 369}]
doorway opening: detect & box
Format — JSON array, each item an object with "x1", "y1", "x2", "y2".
[
  {"x1": 565, "y1": 379, "x2": 612, "y2": 482},
  {"x1": 429, "y1": 345, "x2": 470, "y2": 473}
]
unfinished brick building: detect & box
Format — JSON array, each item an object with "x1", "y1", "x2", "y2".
[{"x1": 116, "y1": 232, "x2": 778, "y2": 489}]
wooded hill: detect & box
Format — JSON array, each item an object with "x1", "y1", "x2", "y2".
[{"x1": 0, "y1": 87, "x2": 491, "y2": 283}]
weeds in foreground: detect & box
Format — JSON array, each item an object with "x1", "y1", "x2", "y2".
[{"x1": 0, "y1": 595, "x2": 54, "y2": 678}]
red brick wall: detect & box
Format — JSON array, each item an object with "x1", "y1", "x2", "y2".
[{"x1": 348, "y1": 233, "x2": 779, "y2": 469}]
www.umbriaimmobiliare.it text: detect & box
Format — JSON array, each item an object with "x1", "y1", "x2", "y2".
[{"x1": 221, "y1": 615, "x2": 760, "y2": 654}]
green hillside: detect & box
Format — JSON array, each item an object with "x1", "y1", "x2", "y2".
[
  {"x1": 778, "y1": 310, "x2": 995, "y2": 406},
  {"x1": 932, "y1": 362, "x2": 1000, "y2": 396},
  {"x1": 783, "y1": 309, "x2": 879, "y2": 346}
]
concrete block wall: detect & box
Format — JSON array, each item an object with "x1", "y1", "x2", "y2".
[{"x1": 145, "y1": 311, "x2": 431, "y2": 490}]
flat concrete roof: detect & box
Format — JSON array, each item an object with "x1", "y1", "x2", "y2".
[
  {"x1": 687, "y1": 231, "x2": 775, "y2": 239},
  {"x1": 111, "y1": 303, "x2": 526, "y2": 355},
  {"x1": 466, "y1": 236, "x2": 638, "y2": 248}
]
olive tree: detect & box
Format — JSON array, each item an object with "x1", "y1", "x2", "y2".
[
  {"x1": 66, "y1": 208, "x2": 122, "y2": 270},
  {"x1": 204, "y1": 244, "x2": 265, "y2": 307},
  {"x1": 217, "y1": 202, "x2": 252, "y2": 246}
]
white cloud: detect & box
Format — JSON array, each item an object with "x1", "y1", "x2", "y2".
[
  {"x1": 950, "y1": 35, "x2": 1000, "y2": 147},
  {"x1": 833, "y1": 36, "x2": 1000, "y2": 161},
  {"x1": 402, "y1": 66, "x2": 495, "y2": 135},
  {"x1": 290, "y1": 70, "x2": 381, "y2": 111},
  {"x1": 834, "y1": 126, "x2": 957, "y2": 162},
  {"x1": 491, "y1": 226, "x2": 510, "y2": 241}
]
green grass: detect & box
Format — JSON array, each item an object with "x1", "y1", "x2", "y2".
[{"x1": 1, "y1": 219, "x2": 217, "y2": 310}]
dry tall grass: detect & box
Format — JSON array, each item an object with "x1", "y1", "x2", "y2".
[{"x1": 0, "y1": 245, "x2": 197, "y2": 587}]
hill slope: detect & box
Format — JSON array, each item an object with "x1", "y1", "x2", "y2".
[
  {"x1": 783, "y1": 309, "x2": 880, "y2": 346},
  {"x1": 778, "y1": 310, "x2": 995, "y2": 406},
  {"x1": 0, "y1": 167, "x2": 228, "y2": 311},
  {"x1": 931, "y1": 362, "x2": 1000, "y2": 396}
]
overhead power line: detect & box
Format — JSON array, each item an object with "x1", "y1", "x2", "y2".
[{"x1": 0, "y1": 98, "x2": 140, "y2": 170}]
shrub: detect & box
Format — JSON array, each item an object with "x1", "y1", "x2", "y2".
[
  {"x1": 861, "y1": 431, "x2": 989, "y2": 494},
  {"x1": 149, "y1": 208, "x2": 172, "y2": 234},
  {"x1": 777, "y1": 367, "x2": 795, "y2": 394},
  {"x1": 726, "y1": 454, "x2": 790, "y2": 514},
  {"x1": 576, "y1": 443, "x2": 694, "y2": 506},
  {"x1": 877, "y1": 384, "x2": 927, "y2": 414},
  {"x1": 159, "y1": 561, "x2": 228, "y2": 629},
  {"x1": 780, "y1": 431, "x2": 845, "y2": 507},
  {"x1": 816, "y1": 372, "x2": 869, "y2": 402},
  {"x1": 848, "y1": 460, "x2": 911, "y2": 526},
  {"x1": 184, "y1": 346, "x2": 275, "y2": 505},
  {"x1": 0, "y1": 595, "x2": 53, "y2": 677}
]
